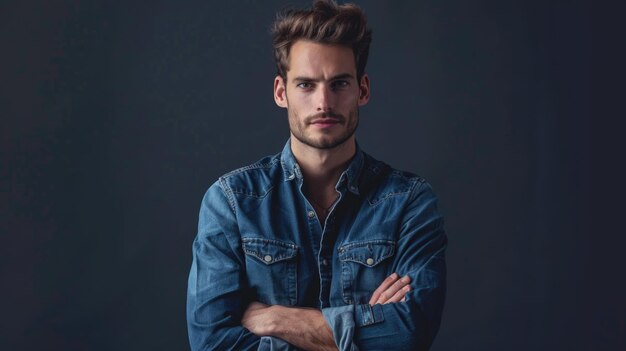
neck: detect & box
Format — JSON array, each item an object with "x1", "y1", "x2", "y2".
[
  {"x1": 290, "y1": 135, "x2": 356, "y2": 189},
  {"x1": 291, "y1": 135, "x2": 356, "y2": 221}
]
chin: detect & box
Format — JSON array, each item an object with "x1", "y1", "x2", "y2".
[{"x1": 312, "y1": 136, "x2": 352, "y2": 150}]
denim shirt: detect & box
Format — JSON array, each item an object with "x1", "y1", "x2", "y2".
[{"x1": 187, "y1": 140, "x2": 447, "y2": 351}]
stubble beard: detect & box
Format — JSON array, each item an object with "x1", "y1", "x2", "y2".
[{"x1": 289, "y1": 108, "x2": 359, "y2": 150}]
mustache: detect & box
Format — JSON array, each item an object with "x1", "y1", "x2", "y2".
[{"x1": 305, "y1": 111, "x2": 346, "y2": 124}]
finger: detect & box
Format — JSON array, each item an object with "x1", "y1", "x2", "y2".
[
  {"x1": 369, "y1": 273, "x2": 399, "y2": 305},
  {"x1": 384, "y1": 285, "x2": 411, "y2": 304},
  {"x1": 376, "y1": 275, "x2": 411, "y2": 304},
  {"x1": 369, "y1": 273, "x2": 398, "y2": 304},
  {"x1": 377, "y1": 275, "x2": 410, "y2": 303}
]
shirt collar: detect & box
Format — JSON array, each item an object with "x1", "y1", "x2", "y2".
[{"x1": 280, "y1": 139, "x2": 364, "y2": 195}]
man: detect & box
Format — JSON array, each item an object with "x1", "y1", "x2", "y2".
[{"x1": 187, "y1": 1, "x2": 447, "y2": 350}]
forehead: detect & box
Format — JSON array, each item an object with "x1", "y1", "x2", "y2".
[{"x1": 287, "y1": 40, "x2": 356, "y2": 79}]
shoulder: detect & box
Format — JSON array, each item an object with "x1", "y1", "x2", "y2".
[
  {"x1": 215, "y1": 152, "x2": 283, "y2": 199},
  {"x1": 360, "y1": 152, "x2": 433, "y2": 206},
  {"x1": 360, "y1": 153, "x2": 444, "y2": 236},
  {"x1": 200, "y1": 153, "x2": 283, "y2": 217}
]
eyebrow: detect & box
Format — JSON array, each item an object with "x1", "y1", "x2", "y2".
[{"x1": 292, "y1": 73, "x2": 355, "y2": 83}]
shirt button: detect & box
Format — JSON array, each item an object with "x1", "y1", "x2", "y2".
[
  {"x1": 366, "y1": 258, "x2": 375, "y2": 266},
  {"x1": 322, "y1": 259, "x2": 329, "y2": 266},
  {"x1": 307, "y1": 210, "x2": 316, "y2": 218},
  {"x1": 263, "y1": 255, "x2": 273, "y2": 263}
]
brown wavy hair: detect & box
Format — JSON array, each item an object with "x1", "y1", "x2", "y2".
[{"x1": 271, "y1": 0, "x2": 372, "y2": 81}]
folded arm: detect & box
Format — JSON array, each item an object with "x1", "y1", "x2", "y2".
[
  {"x1": 188, "y1": 179, "x2": 445, "y2": 351},
  {"x1": 321, "y1": 181, "x2": 447, "y2": 351},
  {"x1": 188, "y1": 181, "x2": 277, "y2": 350},
  {"x1": 242, "y1": 273, "x2": 411, "y2": 351},
  {"x1": 242, "y1": 181, "x2": 445, "y2": 351}
]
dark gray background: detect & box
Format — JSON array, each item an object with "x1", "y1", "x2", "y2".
[{"x1": 2, "y1": 0, "x2": 623, "y2": 350}]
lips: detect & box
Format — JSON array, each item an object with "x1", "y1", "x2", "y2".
[
  {"x1": 311, "y1": 118, "x2": 340, "y2": 124},
  {"x1": 310, "y1": 119, "x2": 340, "y2": 128},
  {"x1": 310, "y1": 115, "x2": 342, "y2": 124}
]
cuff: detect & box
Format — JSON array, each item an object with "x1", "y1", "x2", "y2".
[
  {"x1": 257, "y1": 336, "x2": 296, "y2": 351},
  {"x1": 322, "y1": 303, "x2": 384, "y2": 351},
  {"x1": 355, "y1": 303, "x2": 385, "y2": 327},
  {"x1": 322, "y1": 305, "x2": 358, "y2": 351}
]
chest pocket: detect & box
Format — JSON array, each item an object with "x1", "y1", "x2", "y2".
[
  {"x1": 242, "y1": 237, "x2": 298, "y2": 306},
  {"x1": 338, "y1": 240, "x2": 395, "y2": 304}
]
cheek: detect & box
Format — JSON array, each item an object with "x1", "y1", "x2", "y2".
[
  {"x1": 339, "y1": 91, "x2": 360, "y2": 106},
  {"x1": 296, "y1": 94, "x2": 314, "y2": 107},
  {"x1": 289, "y1": 97, "x2": 313, "y2": 115}
]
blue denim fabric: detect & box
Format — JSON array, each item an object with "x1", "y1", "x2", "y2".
[{"x1": 187, "y1": 140, "x2": 447, "y2": 351}]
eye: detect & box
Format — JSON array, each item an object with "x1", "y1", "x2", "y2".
[
  {"x1": 296, "y1": 82, "x2": 313, "y2": 89},
  {"x1": 331, "y1": 80, "x2": 349, "y2": 89}
]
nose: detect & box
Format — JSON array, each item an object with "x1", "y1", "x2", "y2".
[{"x1": 316, "y1": 84, "x2": 334, "y2": 112}]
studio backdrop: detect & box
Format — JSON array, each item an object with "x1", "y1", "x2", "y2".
[{"x1": 2, "y1": 1, "x2": 622, "y2": 351}]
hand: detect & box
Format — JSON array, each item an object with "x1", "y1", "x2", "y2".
[
  {"x1": 242, "y1": 302, "x2": 337, "y2": 351},
  {"x1": 368, "y1": 273, "x2": 411, "y2": 305}
]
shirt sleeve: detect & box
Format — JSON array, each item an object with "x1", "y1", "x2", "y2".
[
  {"x1": 322, "y1": 180, "x2": 447, "y2": 351},
  {"x1": 186, "y1": 180, "x2": 299, "y2": 351}
]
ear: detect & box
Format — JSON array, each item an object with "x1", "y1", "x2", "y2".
[
  {"x1": 357, "y1": 74, "x2": 370, "y2": 106},
  {"x1": 274, "y1": 75, "x2": 288, "y2": 108}
]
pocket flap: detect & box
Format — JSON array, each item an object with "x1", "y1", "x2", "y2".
[
  {"x1": 242, "y1": 238, "x2": 298, "y2": 265},
  {"x1": 338, "y1": 240, "x2": 395, "y2": 267}
]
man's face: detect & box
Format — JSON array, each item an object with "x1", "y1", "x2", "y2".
[{"x1": 274, "y1": 40, "x2": 370, "y2": 150}]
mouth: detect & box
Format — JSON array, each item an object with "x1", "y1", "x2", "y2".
[
  {"x1": 310, "y1": 116, "x2": 343, "y2": 128},
  {"x1": 310, "y1": 119, "x2": 340, "y2": 128}
]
